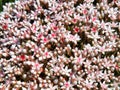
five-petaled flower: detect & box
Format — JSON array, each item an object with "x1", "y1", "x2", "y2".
[
  {"x1": 72, "y1": 19, "x2": 78, "y2": 24},
  {"x1": 20, "y1": 55, "x2": 26, "y2": 61},
  {"x1": 91, "y1": 27, "x2": 97, "y2": 33},
  {"x1": 51, "y1": 33, "x2": 56, "y2": 38},
  {"x1": 83, "y1": 9, "x2": 88, "y2": 15},
  {"x1": 73, "y1": 26, "x2": 79, "y2": 33},
  {"x1": 2, "y1": 24, "x2": 8, "y2": 30},
  {"x1": 51, "y1": 23, "x2": 58, "y2": 31},
  {"x1": 37, "y1": 33, "x2": 43, "y2": 39},
  {"x1": 61, "y1": 81, "x2": 72, "y2": 90},
  {"x1": 73, "y1": 55, "x2": 85, "y2": 65}
]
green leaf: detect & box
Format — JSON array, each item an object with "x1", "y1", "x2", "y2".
[
  {"x1": 0, "y1": 0, "x2": 15, "y2": 12},
  {"x1": 0, "y1": 0, "x2": 2, "y2": 12}
]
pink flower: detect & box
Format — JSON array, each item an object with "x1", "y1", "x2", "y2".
[
  {"x1": 73, "y1": 26, "x2": 79, "y2": 32},
  {"x1": 32, "y1": 62, "x2": 43, "y2": 70},
  {"x1": 100, "y1": 82, "x2": 107, "y2": 89},
  {"x1": 52, "y1": 26, "x2": 58, "y2": 31},
  {"x1": 51, "y1": 23, "x2": 58, "y2": 31},
  {"x1": 20, "y1": 55, "x2": 26, "y2": 61},
  {"x1": 51, "y1": 33, "x2": 56, "y2": 38},
  {"x1": 110, "y1": 22, "x2": 118, "y2": 28},
  {"x1": 72, "y1": 19, "x2": 78, "y2": 24},
  {"x1": 73, "y1": 55, "x2": 85, "y2": 65},
  {"x1": 50, "y1": 5, "x2": 57, "y2": 12},
  {"x1": 37, "y1": 33, "x2": 43, "y2": 39},
  {"x1": 83, "y1": 9, "x2": 88, "y2": 15},
  {"x1": 65, "y1": 82, "x2": 70, "y2": 88},
  {"x1": 43, "y1": 38, "x2": 48, "y2": 43},
  {"x1": 91, "y1": 27, "x2": 97, "y2": 33},
  {"x1": 85, "y1": 80, "x2": 93, "y2": 89},
  {"x1": 115, "y1": 64, "x2": 119, "y2": 70},
  {"x1": 43, "y1": 49, "x2": 51, "y2": 58},
  {"x1": 67, "y1": 9, "x2": 74, "y2": 16},
  {"x1": 100, "y1": 20, "x2": 110, "y2": 29},
  {"x1": 62, "y1": 81, "x2": 72, "y2": 90},
  {"x1": 16, "y1": 12, "x2": 22, "y2": 18},
  {"x1": 44, "y1": 52, "x2": 49, "y2": 57},
  {"x1": 77, "y1": 57, "x2": 83, "y2": 63},
  {"x1": 2, "y1": 24, "x2": 8, "y2": 30},
  {"x1": 92, "y1": 17, "x2": 97, "y2": 22},
  {"x1": 111, "y1": 35, "x2": 117, "y2": 40},
  {"x1": 31, "y1": 24, "x2": 36, "y2": 33},
  {"x1": 37, "y1": 6, "x2": 42, "y2": 11},
  {"x1": 34, "y1": 63, "x2": 39, "y2": 67},
  {"x1": 53, "y1": 66, "x2": 60, "y2": 73},
  {"x1": 103, "y1": 58, "x2": 113, "y2": 68}
]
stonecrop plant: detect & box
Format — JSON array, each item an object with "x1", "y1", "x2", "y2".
[{"x1": 0, "y1": 0, "x2": 120, "y2": 90}]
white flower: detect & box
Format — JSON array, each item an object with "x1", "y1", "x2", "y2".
[
  {"x1": 3, "y1": 65, "x2": 14, "y2": 74},
  {"x1": 98, "y1": 20, "x2": 110, "y2": 30},
  {"x1": 106, "y1": 26, "x2": 115, "y2": 34},
  {"x1": 110, "y1": 22, "x2": 118, "y2": 28},
  {"x1": 103, "y1": 58, "x2": 114, "y2": 68},
  {"x1": 61, "y1": 66, "x2": 71, "y2": 76},
  {"x1": 42, "y1": 49, "x2": 52, "y2": 59},
  {"x1": 61, "y1": 81, "x2": 73, "y2": 90},
  {"x1": 108, "y1": 7, "x2": 118, "y2": 20},
  {"x1": 84, "y1": 60, "x2": 91, "y2": 69},
  {"x1": 73, "y1": 55, "x2": 85, "y2": 65},
  {"x1": 84, "y1": 44, "x2": 93, "y2": 52},
  {"x1": 85, "y1": 80, "x2": 93, "y2": 89},
  {"x1": 52, "y1": 66, "x2": 60, "y2": 73},
  {"x1": 32, "y1": 62, "x2": 43, "y2": 70},
  {"x1": 100, "y1": 82, "x2": 108, "y2": 89},
  {"x1": 65, "y1": 33, "x2": 80, "y2": 44}
]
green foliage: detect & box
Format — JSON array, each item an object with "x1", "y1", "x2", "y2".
[
  {"x1": 0, "y1": 0, "x2": 2, "y2": 11},
  {"x1": 0, "y1": 0, "x2": 15, "y2": 12}
]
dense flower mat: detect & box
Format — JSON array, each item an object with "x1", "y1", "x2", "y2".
[{"x1": 0, "y1": 0, "x2": 120, "y2": 89}]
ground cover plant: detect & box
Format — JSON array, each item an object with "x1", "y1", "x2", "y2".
[{"x1": 0, "y1": 0, "x2": 120, "y2": 89}]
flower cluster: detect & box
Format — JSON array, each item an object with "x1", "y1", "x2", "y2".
[{"x1": 0, "y1": 0, "x2": 120, "y2": 89}]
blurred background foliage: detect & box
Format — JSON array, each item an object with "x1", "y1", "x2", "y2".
[{"x1": 0, "y1": 0, "x2": 15, "y2": 12}]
